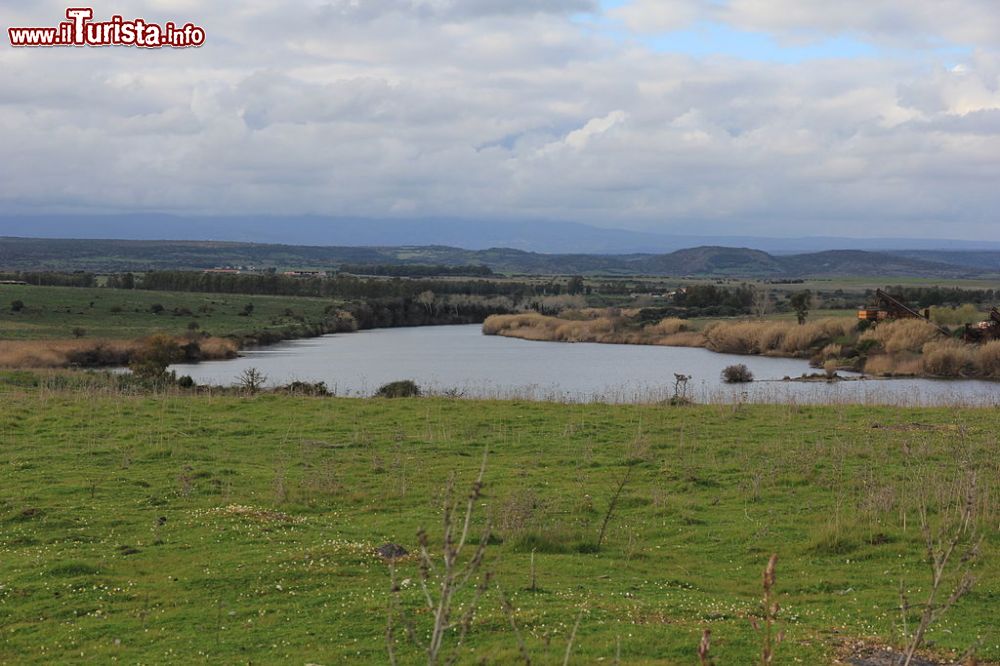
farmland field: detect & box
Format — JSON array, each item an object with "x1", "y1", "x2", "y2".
[
  {"x1": 0, "y1": 388, "x2": 995, "y2": 664},
  {"x1": 0, "y1": 284, "x2": 336, "y2": 341}
]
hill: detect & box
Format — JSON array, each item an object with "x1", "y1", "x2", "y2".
[
  {"x1": 4, "y1": 214, "x2": 1000, "y2": 254},
  {"x1": 0, "y1": 237, "x2": 990, "y2": 278}
]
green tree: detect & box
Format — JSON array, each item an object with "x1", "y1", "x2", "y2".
[
  {"x1": 567, "y1": 275, "x2": 585, "y2": 295},
  {"x1": 129, "y1": 334, "x2": 182, "y2": 379},
  {"x1": 789, "y1": 290, "x2": 812, "y2": 325}
]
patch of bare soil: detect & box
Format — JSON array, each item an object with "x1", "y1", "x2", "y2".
[{"x1": 843, "y1": 646, "x2": 941, "y2": 666}]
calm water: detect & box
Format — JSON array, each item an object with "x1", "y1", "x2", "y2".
[{"x1": 170, "y1": 324, "x2": 1000, "y2": 405}]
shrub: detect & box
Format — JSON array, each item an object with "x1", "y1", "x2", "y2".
[
  {"x1": 280, "y1": 381, "x2": 330, "y2": 396},
  {"x1": 199, "y1": 337, "x2": 239, "y2": 360},
  {"x1": 921, "y1": 339, "x2": 975, "y2": 377},
  {"x1": 779, "y1": 322, "x2": 827, "y2": 353},
  {"x1": 176, "y1": 375, "x2": 196, "y2": 389},
  {"x1": 929, "y1": 304, "x2": 982, "y2": 326},
  {"x1": 375, "y1": 380, "x2": 421, "y2": 398},
  {"x1": 863, "y1": 352, "x2": 922, "y2": 376},
  {"x1": 976, "y1": 340, "x2": 1000, "y2": 378},
  {"x1": 703, "y1": 321, "x2": 760, "y2": 354},
  {"x1": 722, "y1": 364, "x2": 754, "y2": 383},
  {"x1": 647, "y1": 317, "x2": 688, "y2": 336},
  {"x1": 129, "y1": 334, "x2": 183, "y2": 378},
  {"x1": 67, "y1": 342, "x2": 131, "y2": 367},
  {"x1": 10, "y1": 299, "x2": 24, "y2": 312},
  {"x1": 818, "y1": 343, "x2": 842, "y2": 362}
]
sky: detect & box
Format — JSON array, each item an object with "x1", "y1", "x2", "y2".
[{"x1": 1, "y1": 0, "x2": 999, "y2": 239}]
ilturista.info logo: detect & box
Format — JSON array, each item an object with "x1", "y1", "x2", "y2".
[{"x1": 8, "y1": 7, "x2": 205, "y2": 48}]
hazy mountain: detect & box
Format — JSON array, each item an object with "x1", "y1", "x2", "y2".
[
  {"x1": 887, "y1": 250, "x2": 1000, "y2": 272},
  {"x1": 3, "y1": 214, "x2": 999, "y2": 255},
  {"x1": 0, "y1": 237, "x2": 991, "y2": 278}
]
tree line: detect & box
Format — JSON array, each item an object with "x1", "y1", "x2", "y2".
[{"x1": 338, "y1": 264, "x2": 494, "y2": 277}]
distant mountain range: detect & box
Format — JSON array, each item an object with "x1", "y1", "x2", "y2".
[
  {"x1": 2, "y1": 214, "x2": 999, "y2": 255},
  {"x1": 2, "y1": 237, "x2": 998, "y2": 278}
]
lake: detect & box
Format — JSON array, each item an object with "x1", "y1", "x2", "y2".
[{"x1": 170, "y1": 324, "x2": 1000, "y2": 406}]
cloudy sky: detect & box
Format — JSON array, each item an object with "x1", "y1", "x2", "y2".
[{"x1": 2, "y1": 0, "x2": 999, "y2": 239}]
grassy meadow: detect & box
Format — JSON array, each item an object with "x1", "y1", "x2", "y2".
[
  {"x1": 0, "y1": 387, "x2": 996, "y2": 664},
  {"x1": 0, "y1": 284, "x2": 336, "y2": 341}
]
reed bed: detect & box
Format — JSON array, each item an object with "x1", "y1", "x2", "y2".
[
  {"x1": 484, "y1": 313, "x2": 856, "y2": 357},
  {"x1": 703, "y1": 318, "x2": 856, "y2": 355},
  {"x1": 484, "y1": 312, "x2": 1000, "y2": 381},
  {"x1": 0, "y1": 335, "x2": 237, "y2": 368},
  {"x1": 859, "y1": 318, "x2": 942, "y2": 354},
  {"x1": 482, "y1": 312, "x2": 699, "y2": 346}
]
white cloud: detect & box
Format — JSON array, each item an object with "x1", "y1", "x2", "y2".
[
  {"x1": 613, "y1": 0, "x2": 1000, "y2": 47},
  {"x1": 0, "y1": 1, "x2": 998, "y2": 238},
  {"x1": 610, "y1": 0, "x2": 704, "y2": 33}
]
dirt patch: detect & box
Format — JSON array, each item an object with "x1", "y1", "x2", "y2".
[
  {"x1": 836, "y1": 640, "x2": 962, "y2": 666},
  {"x1": 868, "y1": 422, "x2": 964, "y2": 433},
  {"x1": 844, "y1": 647, "x2": 943, "y2": 665}
]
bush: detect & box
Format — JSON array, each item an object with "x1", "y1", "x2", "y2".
[
  {"x1": 921, "y1": 340, "x2": 975, "y2": 377},
  {"x1": 280, "y1": 381, "x2": 330, "y2": 396},
  {"x1": 976, "y1": 340, "x2": 1000, "y2": 378},
  {"x1": 129, "y1": 334, "x2": 183, "y2": 378},
  {"x1": 929, "y1": 304, "x2": 982, "y2": 326},
  {"x1": 647, "y1": 317, "x2": 688, "y2": 336},
  {"x1": 10, "y1": 299, "x2": 24, "y2": 312},
  {"x1": 722, "y1": 363, "x2": 754, "y2": 383},
  {"x1": 375, "y1": 380, "x2": 421, "y2": 398},
  {"x1": 66, "y1": 342, "x2": 132, "y2": 367},
  {"x1": 176, "y1": 375, "x2": 196, "y2": 389}
]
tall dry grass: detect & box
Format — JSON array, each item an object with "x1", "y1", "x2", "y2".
[
  {"x1": 864, "y1": 338, "x2": 1000, "y2": 378},
  {"x1": 198, "y1": 337, "x2": 240, "y2": 359},
  {"x1": 703, "y1": 318, "x2": 854, "y2": 356},
  {"x1": 977, "y1": 340, "x2": 1000, "y2": 378},
  {"x1": 0, "y1": 336, "x2": 237, "y2": 369},
  {"x1": 484, "y1": 312, "x2": 1000, "y2": 380},
  {"x1": 0, "y1": 339, "x2": 136, "y2": 368},
  {"x1": 487, "y1": 314, "x2": 856, "y2": 357},
  {"x1": 859, "y1": 319, "x2": 941, "y2": 354},
  {"x1": 483, "y1": 313, "x2": 704, "y2": 348},
  {"x1": 921, "y1": 339, "x2": 976, "y2": 377}
]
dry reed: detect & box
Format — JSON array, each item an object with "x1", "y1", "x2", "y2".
[
  {"x1": 0, "y1": 336, "x2": 237, "y2": 369},
  {"x1": 860, "y1": 319, "x2": 941, "y2": 354}
]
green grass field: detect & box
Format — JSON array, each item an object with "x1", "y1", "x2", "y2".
[
  {"x1": 0, "y1": 285, "x2": 336, "y2": 340},
  {"x1": 0, "y1": 389, "x2": 995, "y2": 664}
]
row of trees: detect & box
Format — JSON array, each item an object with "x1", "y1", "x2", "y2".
[
  {"x1": 0, "y1": 271, "x2": 96, "y2": 287},
  {"x1": 138, "y1": 271, "x2": 572, "y2": 300},
  {"x1": 873, "y1": 286, "x2": 998, "y2": 307},
  {"x1": 339, "y1": 264, "x2": 494, "y2": 277}
]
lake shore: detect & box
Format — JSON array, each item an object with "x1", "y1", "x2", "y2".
[{"x1": 483, "y1": 312, "x2": 1000, "y2": 381}]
